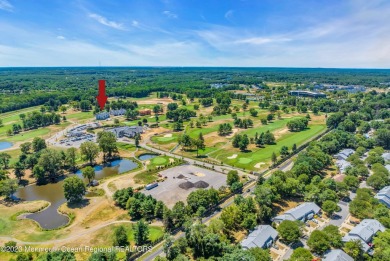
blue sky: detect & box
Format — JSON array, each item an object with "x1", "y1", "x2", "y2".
[{"x1": 0, "y1": 0, "x2": 389, "y2": 67}]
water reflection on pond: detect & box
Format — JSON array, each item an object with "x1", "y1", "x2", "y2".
[
  {"x1": 138, "y1": 154, "x2": 158, "y2": 161},
  {"x1": 15, "y1": 159, "x2": 138, "y2": 229},
  {"x1": 0, "y1": 141, "x2": 13, "y2": 151}
]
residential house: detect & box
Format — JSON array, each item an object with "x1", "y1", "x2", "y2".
[
  {"x1": 272, "y1": 202, "x2": 321, "y2": 224},
  {"x1": 110, "y1": 109, "x2": 126, "y2": 116},
  {"x1": 106, "y1": 126, "x2": 144, "y2": 138},
  {"x1": 382, "y1": 152, "x2": 390, "y2": 162},
  {"x1": 375, "y1": 186, "x2": 390, "y2": 208},
  {"x1": 96, "y1": 112, "x2": 110, "y2": 120},
  {"x1": 334, "y1": 149, "x2": 355, "y2": 161},
  {"x1": 342, "y1": 219, "x2": 385, "y2": 252},
  {"x1": 335, "y1": 160, "x2": 352, "y2": 174},
  {"x1": 323, "y1": 249, "x2": 354, "y2": 261},
  {"x1": 241, "y1": 225, "x2": 278, "y2": 249}
]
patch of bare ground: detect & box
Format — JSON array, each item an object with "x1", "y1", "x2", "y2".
[
  {"x1": 273, "y1": 127, "x2": 289, "y2": 139},
  {"x1": 226, "y1": 128, "x2": 239, "y2": 138},
  {"x1": 146, "y1": 127, "x2": 172, "y2": 138},
  {"x1": 272, "y1": 198, "x2": 303, "y2": 215},
  {"x1": 107, "y1": 171, "x2": 143, "y2": 193},
  {"x1": 204, "y1": 133, "x2": 227, "y2": 147},
  {"x1": 79, "y1": 200, "x2": 128, "y2": 228},
  {"x1": 137, "y1": 98, "x2": 173, "y2": 106}
]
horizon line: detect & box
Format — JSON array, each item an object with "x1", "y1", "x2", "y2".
[{"x1": 0, "y1": 66, "x2": 390, "y2": 70}]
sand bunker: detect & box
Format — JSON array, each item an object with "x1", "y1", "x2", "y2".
[
  {"x1": 194, "y1": 172, "x2": 205, "y2": 177},
  {"x1": 254, "y1": 162, "x2": 266, "y2": 168},
  {"x1": 179, "y1": 181, "x2": 194, "y2": 190},
  {"x1": 169, "y1": 158, "x2": 175, "y2": 163},
  {"x1": 163, "y1": 133, "x2": 173, "y2": 138},
  {"x1": 227, "y1": 154, "x2": 238, "y2": 159},
  {"x1": 194, "y1": 181, "x2": 209, "y2": 188}
]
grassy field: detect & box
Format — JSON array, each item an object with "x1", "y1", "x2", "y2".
[
  {"x1": 209, "y1": 123, "x2": 327, "y2": 170},
  {"x1": 117, "y1": 142, "x2": 137, "y2": 152},
  {"x1": 151, "y1": 133, "x2": 179, "y2": 144},
  {"x1": 0, "y1": 128, "x2": 51, "y2": 143},
  {"x1": 0, "y1": 106, "x2": 42, "y2": 136},
  {"x1": 186, "y1": 124, "x2": 220, "y2": 139},
  {"x1": 134, "y1": 171, "x2": 159, "y2": 184},
  {"x1": 66, "y1": 111, "x2": 94, "y2": 121},
  {"x1": 240, "y1": 116, "x2": 302, "y2": 137}
]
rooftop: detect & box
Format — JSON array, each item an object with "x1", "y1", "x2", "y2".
[
  {"x1": 274, "y1": 202, "x2": 320, "y2": 221},
  {"x1": 241, "y1": 225, "x2": 278, "y2": 249},
  {"x1": 343, "y1": 219, "x2": 385, "y2": 252},
  {"x1": 382, "y1": 152, "x2": 390, "y2": 161},
  {"x1": 323, "y1": 249, "x2": 354, "y2": 261},
  {"x1": 375, "y1": 186, "x2": 390, "y2": 207}
]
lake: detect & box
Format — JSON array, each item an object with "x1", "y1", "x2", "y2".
[{"x1": 15, "y1": 158, "x2": 138, "y2": 229}]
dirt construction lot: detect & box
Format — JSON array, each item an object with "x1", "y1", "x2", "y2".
[{"x1": 142, "y1": 165, "x2": 227, "y2": 208}]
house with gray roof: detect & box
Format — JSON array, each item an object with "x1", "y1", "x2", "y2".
[
  {"x1": 382, "y1": 152, "x2": 390, "y2": 162},
  {"x1": 110, "y1": 108, "x2": 126, "y2": 116},
  {"x1": 335, "y1": 159, "x2": 352, "y2": 174},
  {"x1": 342, "y1": 219, "x2": 385, "y2": 252},
  {"x1": 96, "y1": 111, "x2": 110, "y2": 120},
  {"x1": 334, "y1": 149, "x2": 355, "y2": 161},
  {"x1": 323, "y1": 249, "x2": 353, "y2": 261},
  {"x1": 272, "y1": 202, "x2": 321, "y2": 224},
  {"x1": 375, "y1": 186, "x2": 390, "y2": 208},
  {"x1": 106, "y1": 126, "x2": 144, "y2": 138},
  {"x1": 241, "y1": 225, "x2": 278, "y2": 249}
]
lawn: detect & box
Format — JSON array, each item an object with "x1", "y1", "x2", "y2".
[
  {"x1": 240, "y1": 116, "x2": 302, "y2": 137},
  {"x1": 134, "y1": 171, "x2": 159, "y2": 184},
  {"x1": 0, "y1": 106, "x2": 42, "y2": 136},
  {"x1": 0, "y1": 128, "x2": 51, "y2": 143},
  {"x1": 117, "y1": 142, "x2": 137, "y2": 152},
  {"x1": 151, "y1": 133, "x2": 179, "y2": 144},
  {"x1": 187, "y1": 124, "x2": 220, "y2": 139},
  {"x1": 182, "y1": 143, "x2": 224, "y2": 158},
  {"x1": 210, "y1": 123, "x2": 327, "y2": 170},
  {"x1": 151, "y1": 156, "x2": 168, "y2": 165},
  {"x1": 66, "y1": 111, "x2": 94, "y2": 121}
]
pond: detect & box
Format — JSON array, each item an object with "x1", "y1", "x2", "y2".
[
  {"x1": 138, "y1": 153, "x2": 158, "y2": 161},
  {"x1": 0, "y1": 141, "x2": 13, "y2": 151},
  {"x1": 14, "y1": 159, "x2": 138, "y2": 230}
]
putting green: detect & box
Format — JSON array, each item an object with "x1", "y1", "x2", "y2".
[
  {"x1": 238, "y1": 157, "x2": 253, "y2": 164},
  {"x1": 157, "y1": 137, "x2": 175, "y2": 142},
  {"x1": 152, "y1": 157, "x2": 168, "y2": 165}
]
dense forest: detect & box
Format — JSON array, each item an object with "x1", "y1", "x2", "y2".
[{"x1": 0, "y1": 67, "x2": 390, "y2": 113}]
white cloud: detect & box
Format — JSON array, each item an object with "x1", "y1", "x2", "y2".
[
  {"x1": 0, "y1": 0, "x2": 13, "y2": 12},
  {"x1": 88, "y1": 13, "x2": 125, "y2": 30},
  {"x1": 235, "y1": 37, "x2": 291, "y2": 45},
  {"x1": 224, "y1": 10, "x2": 234, "y2": 20},
  {"x1": 162, "y1": 10, "x2": 178, "y2": 19},
  {"x1": 131, "y1": 20, "x2": 139, "y2": 27},
  {"x1": 56, "y1": 35, "x2": 66, "y2": 40}
]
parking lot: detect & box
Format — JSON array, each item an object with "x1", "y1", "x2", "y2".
[
  {"x1": 142, "y1": 165, "x2": 227, "y2": 208},
  {"x1": 50, "y1": 123, "x2": 99, "y2": 148}
]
